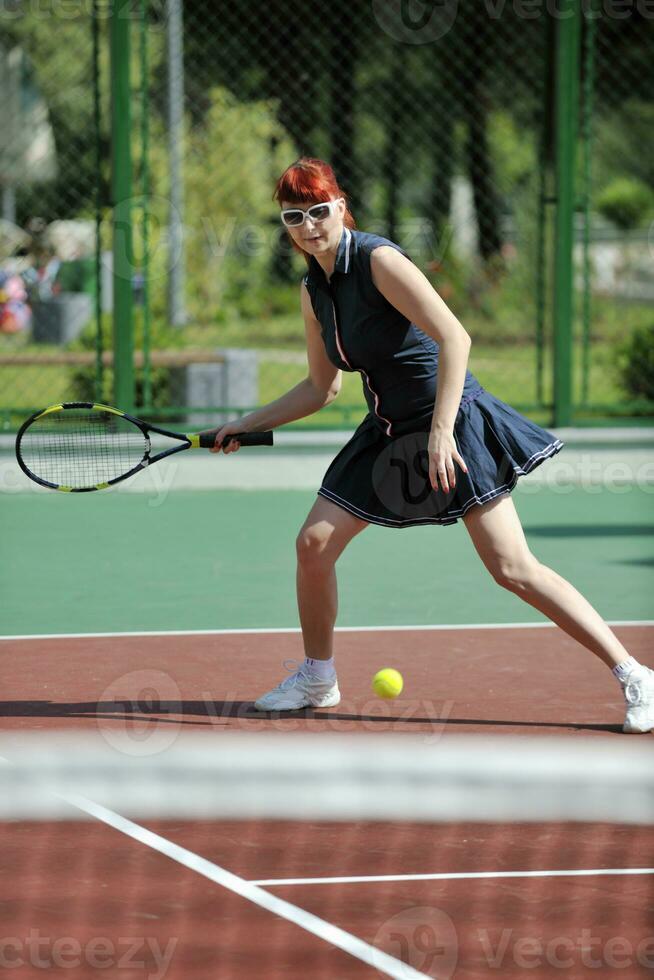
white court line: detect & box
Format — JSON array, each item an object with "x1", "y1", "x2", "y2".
[
  {"x1": 1, "y1": 620, "x2": 652, "y2": 642},
  {"x1": 12, "y1": 784, "x2": 430, "y2": 980},
  {"x1": 251, "y1": 868, "x2": 654, "y2": 887}
]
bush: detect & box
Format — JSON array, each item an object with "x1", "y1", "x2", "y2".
[
  {"x1": 67, "y1": 314, "x2": 178, "y2": 411},
  {"x1": 68, "y1": 364, "x2": 173, "y2": 411},
  {"x1": 616, "y1": 322, "x2": 654, "y2": 401},
  {"x1": 596, "y1": 178, "x2": 654, "y2": 231},
  {"x1": 146, "y1": 87, "x2": 297, "y2": 326}
]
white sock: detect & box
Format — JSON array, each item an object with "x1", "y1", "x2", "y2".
[
  {"x1": 612, "y1": 656, "x2": 643, "y2": 684},
  {"x1": 304, "y1": 656, "x2": 336, "y2": 680}
]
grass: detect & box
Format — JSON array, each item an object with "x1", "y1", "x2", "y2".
[{"x1": 2, "y1": 292, "x2": 652, "y2": 430}]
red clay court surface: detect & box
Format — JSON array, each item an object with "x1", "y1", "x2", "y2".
[
  {"x1": 1, "y1": 624, "x2": 653, "y2": 979},
  {"x1": 1, "y1": 624, "x2": 652, "y2": 737}
]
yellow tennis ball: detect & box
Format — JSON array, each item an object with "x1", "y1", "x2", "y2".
[{"x1": 372, "y1": 668, "x2": 404, "y2": 700}]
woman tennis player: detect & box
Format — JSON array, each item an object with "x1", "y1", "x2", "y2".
[{"x1": 211, "y1": 157, "x2": 653, "y2": 734}]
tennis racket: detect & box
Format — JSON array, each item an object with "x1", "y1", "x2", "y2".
[{"x1": 15, "y1": 402, "x2": 273, "y2": 493}]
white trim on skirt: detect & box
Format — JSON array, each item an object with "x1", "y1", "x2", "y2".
[{"x1": 317, "y1": 439, "x2": 564, "y2": 528}]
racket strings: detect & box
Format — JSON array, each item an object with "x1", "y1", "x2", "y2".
[{"x1": 19, "y1": 410, "x2": 149, "y2": 488}]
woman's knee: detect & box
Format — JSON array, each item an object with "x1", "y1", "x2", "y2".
[
  {"x1": 491, "y1": 554, "x2": 542, "y2": 593},
  {"x1": 296, "y1": 525, "x2": 340, "y2": 569},
  {"x1": 296, "y1": 500, "x2": 367, "y2": 569}
]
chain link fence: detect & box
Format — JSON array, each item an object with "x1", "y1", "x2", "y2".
[
  {"x1": 0, "y1": 3, "x2": 102, "y2": 426},
  {"x1": 578, "y1": 3, "x2": 654, "y2": 417},
  {"x1": 1, "y1": 1, "x2": 652, "y2": 429}
]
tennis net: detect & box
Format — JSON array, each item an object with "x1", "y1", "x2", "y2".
[{"x1": 1, "y1": 733, "x2": 652, "y2": 980}]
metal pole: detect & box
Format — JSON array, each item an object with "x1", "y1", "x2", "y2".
[
  {"x1": 552, "y1": 0, "x2": 581, "y2": 427},
  {"x1": 92, "y1": 0, "x2": 104, "y2": 402},
  {"x1": 581, "y1": 0, "x2": 596, "y2": 407},
  {"x1": 167, "y1": 0, "x2": 186, "y2": 327},
  {"x1": 140, "y1": 0, "x2": 152, "y2": 409},
  {"x1": 535, "y1": 16, "x2": 551, "y2": 411},
  {"x1": 110, "y1": 0, "x2": 135, "y2": 412}
]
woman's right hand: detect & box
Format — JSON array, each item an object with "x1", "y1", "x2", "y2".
[{"x1": 202, "y1": 421, "x2": 250, "y2": 455}]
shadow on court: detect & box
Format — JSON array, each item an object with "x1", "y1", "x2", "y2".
[
  {"x1": 1, "y1": 627, "x2": 651, "y2": 738},
  {"x1": 0, "y1": 699, "x2": 624, "y2": 735},
  {"x1": 524, "y1": 524, "x2": 654, "y2": 537}
]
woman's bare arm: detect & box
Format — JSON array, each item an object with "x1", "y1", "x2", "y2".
[
  {"x1": 210, "y1": 283, "x2": 341, "y2": 448},
  {"x1": 370, "y1": 246, "x2": 470, "y2": 490},
  {"x1": 370, "y1": 246, "x2": 471, "y2": 433}
]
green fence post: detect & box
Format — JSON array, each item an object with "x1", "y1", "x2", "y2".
[
  {"x1": 92, "y1": 0, "x2": 104, "y2": 403},
  {"x1": 139, "y1": 0, "x2": 152, "y2": 411},
  {"x1": 581, "y1": 0, "x2": 597, "y2": 407},
  {"x1": 110, "y1": 0, "x2": 135, "y2": 412},
  {"x1": 552, "y1": 0, "x2": 581, "y2": 427}
]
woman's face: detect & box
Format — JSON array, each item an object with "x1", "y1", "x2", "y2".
[{"x1": 280, "y1": 197, "x2": 346, "y2": 256}]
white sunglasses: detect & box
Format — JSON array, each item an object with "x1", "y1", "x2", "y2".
[{"x1": 280, "y1": 198, "x2": 343, "y2": 227}]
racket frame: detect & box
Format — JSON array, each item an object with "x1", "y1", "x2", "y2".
[{"x1": 15, "y1": 401, "x2": 270, "y2": 493}]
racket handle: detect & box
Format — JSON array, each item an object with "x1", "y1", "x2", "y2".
[{"x1": 197, "y1": 430, "x2": 274, "y2": 450}]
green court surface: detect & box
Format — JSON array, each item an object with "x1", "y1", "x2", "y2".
[{"x1": 1, "y1": 485, "x2": 652, "y2": 636}]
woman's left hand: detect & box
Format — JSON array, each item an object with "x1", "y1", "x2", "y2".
[{"x1": 428, "y1": 427, "x2": 468, "y2": 494}]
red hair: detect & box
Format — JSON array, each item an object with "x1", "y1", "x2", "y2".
[{"x1": 273, "y1": 157, "x2": 356, "y2": 264}]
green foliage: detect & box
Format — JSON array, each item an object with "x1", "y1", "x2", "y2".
[
  {"x1": 615, "y1": 322, "x2": 654, "y2": 403},
  {"x1": 145, "y1": 87, "x2": 297, "y2": 327},
  {"x1": 424, "y1": 243, "x2": 541, "y2": 344},
  {"x1": 596, "y1": 178, "x2": 654, "y2": 231},
  {"x1": 67, "y1": 313, "x2": 178, "y2": 409},
  {"x1": 4, "y1": 2, "x2": 653, "y2": 430},
  {"x1": 593, "y1": 101, "x2": 654, "y2": 194},
  {"x1": 489, "y1": 111, "x2": 537, "y2": 191},
  {"x1": 2, "y1": 15, "x2": 99, "y2": 222},
  {"x1": 68, "y1": 362, "x2": 173, "y2": 410}
]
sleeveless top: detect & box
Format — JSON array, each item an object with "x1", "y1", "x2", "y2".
[{"x1": 303, "y1": 227, "x2": 483, "y2": 437}]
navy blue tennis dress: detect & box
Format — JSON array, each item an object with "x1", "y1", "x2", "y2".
[{"x1": 305, "y1": 227, "x2": 563, "y2": 528}]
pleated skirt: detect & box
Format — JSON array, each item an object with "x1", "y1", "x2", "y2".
[{"x1": 318, "y1": 389, "x2": 564, "y2": 528}]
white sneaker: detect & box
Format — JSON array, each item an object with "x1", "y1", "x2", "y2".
[
  {"x1": 254, "y1": 660, "x2": 340, "y2": 712},
  {"x1": 622, "y1": 667, "x2": 654, "y2": 734}
]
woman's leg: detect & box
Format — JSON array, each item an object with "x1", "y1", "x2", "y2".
[
  {"x1": 462, "y1": 494, "x2": 631, "y2": 669},
  {"x1": 296, "y1": 496, "x2": 368, "y2": 661}
]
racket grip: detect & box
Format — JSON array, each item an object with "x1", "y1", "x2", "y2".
[{"x1": 197, "y1": 430, "x2": 274, "y2": 449}]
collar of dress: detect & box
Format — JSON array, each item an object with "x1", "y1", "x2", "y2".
[{"x1": 307, "y1": 226, "x2": 352, "y2": 285}]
